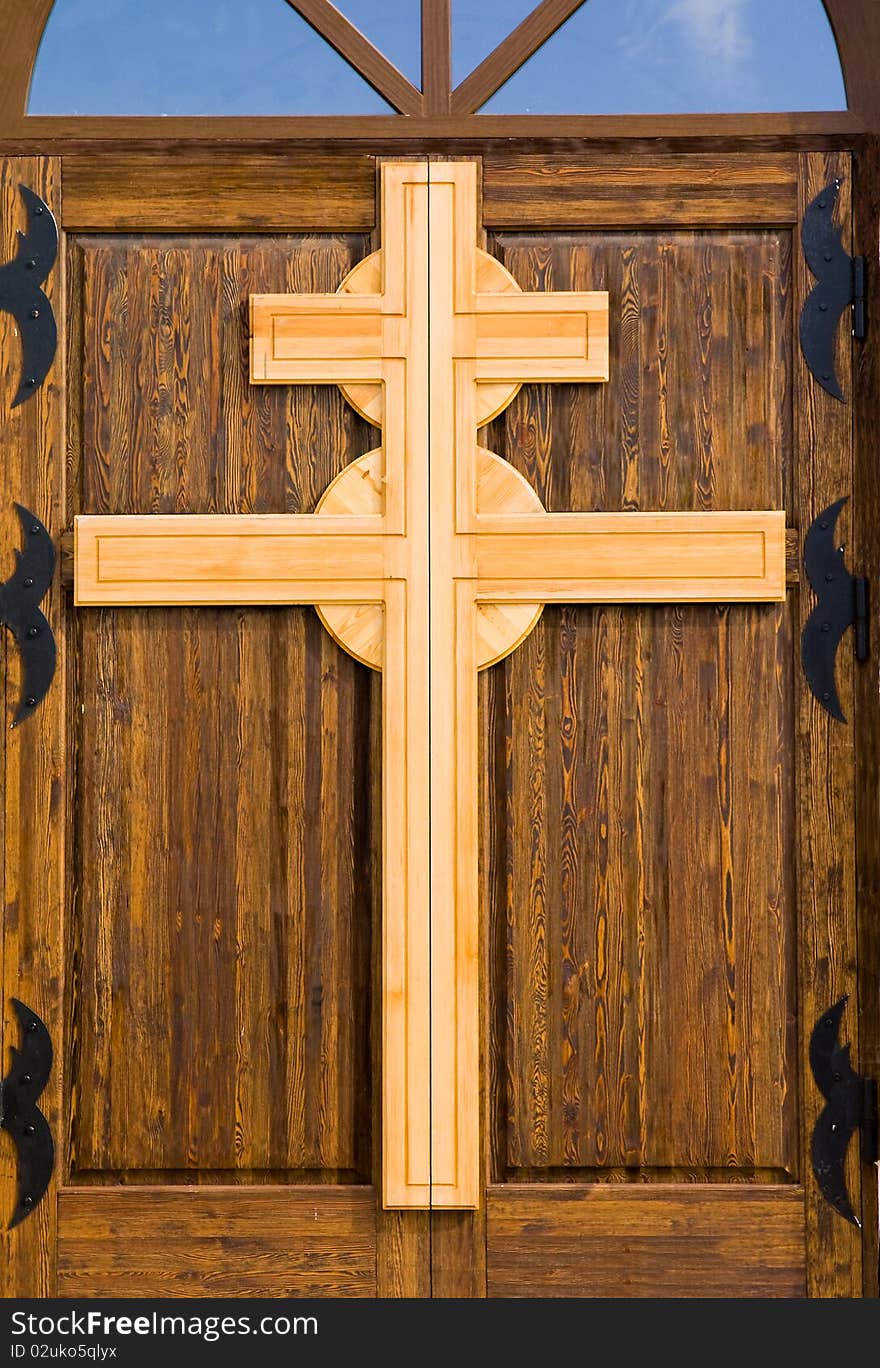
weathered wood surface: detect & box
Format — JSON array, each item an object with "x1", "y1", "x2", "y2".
[
  {"x1": 853, "y1": 132, "x2": 880, "y2": 1298},
  {"x1": 487, "y1": 1186, "x2": 807, "y2": 1298},
  {"x1": 483, "y1": 154, "x2": 799, "y2": 228},
  {"x1": 482, "y1": 225, "x2": 795, "y2": 1175},
  {"x1": 68, "y1": 233, "x2": 376, "y2": 1179},
  {"x1": 794, "y1": 151, "x2": 862, "y2": 1298},
  {"x1": 58, "y1": 1187, "x2": 377, "y2": 1296},
  {"x1": 62, "y1": 154, "x2": 377, "y2": 232},
  {"x1": 0, "y1": 156, "x2": 65, "y2": 1298}
]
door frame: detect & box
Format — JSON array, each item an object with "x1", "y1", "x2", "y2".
[{"x1": 0, "y1": 0, "x2": 878, "y2": 1300}]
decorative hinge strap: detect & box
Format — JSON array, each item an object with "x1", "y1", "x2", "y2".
[
  {"x1": 799, "y1": 178, "x2": 866, "y2": 401},
  {"x1": 810, "y1": 997, "x2": 878, "y2": 1228},
  {"x1": 0, "y1": 186, "x2": 58, "y2": 408},
  {"x1": 0, "y1": 503, "x2": 57, "y2": 727},
  {"x1": 0, "y1": 999, "x2": 54, "y2": 1229},
  {"x1": 801, "y1": 498, "x2": 869, "y2": 723}
]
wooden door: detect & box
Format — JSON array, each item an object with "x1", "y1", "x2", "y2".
[
  {"x1": 0, "y1": 148, "x2": 869, "y2": 1300},
  {"x1": 0, "y1": 153, "x2": 429, "y2": 1297},
  {"x1": 446, "y1": 150, "x2": 865, "y2": 1299}
]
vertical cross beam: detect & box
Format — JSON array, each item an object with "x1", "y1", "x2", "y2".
[{"x1": 252, "y1": 164, "x2": 438, "y2": 1206}]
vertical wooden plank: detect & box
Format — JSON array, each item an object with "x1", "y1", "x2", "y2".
[
  {"x1": 853, "y1": 133, "x2": 880, "y2": 1297},
  {"x1": 486, "y1": 227, "x2": 795, "y2": 1182},
  {"x1": 422, "y1": 0, "x2": 451, "y2": 116},
  {"x1": 796, "y1": 151, "x2": 862, "y2": 1298},
  {"x1": 0, "y1": 156, "x2": 64, "y2": 1296},
  {"x1": 372, "y1": 665, "x2": 431, "y2": 1294}
]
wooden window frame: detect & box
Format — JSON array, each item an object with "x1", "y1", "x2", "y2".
[{"x1": 0, "y1": 0, "x2": 875, "y2": 147}]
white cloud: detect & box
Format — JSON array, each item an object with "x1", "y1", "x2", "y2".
[
  {"x1": 615, "y1": 0, "x2": 757, "y2": 102},
  {"x1": 666, "y1": 0, "x2": 753, "y2": 67}
]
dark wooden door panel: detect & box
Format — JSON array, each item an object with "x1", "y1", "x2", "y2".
[
  {"x1": 482, "y1": 231, "x2": 791, "y2": 514},
  {"x1": 72, "y1": 606, "x2": 372, "y2": 1176},
  {"x1": 58, "y1": 1187, "x2": 377, "y2": 1296},
  {"x1": 482, "y1": 154, "x2": 799, "y2": 229},
  {"x1": 487, "y1": 600, "x2": 796, "y2": 1177},
  {"x1": 487, "y1": 1186, "x2": 806, "y2": 1298},
  {"x1": 482, "y1": 225, "x2": 795, "y2": 1183},
  {"x1": 67, "y1": 232, "x2": 378, "y2": 1181}
]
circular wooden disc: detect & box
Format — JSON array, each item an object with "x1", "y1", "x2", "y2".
[
  {"x1": 337, "y1": 248, "x2": 523, "y2": 429},
  {"x1": 315, "y1": 448, "x2": 545, "y2": 672}
]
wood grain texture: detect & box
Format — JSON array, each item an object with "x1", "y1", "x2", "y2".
[
  {"x1": 61, "y1": 155, "x2": 376, "y2": 232},
  {"x1": 825, "y1": 0, "x2": 880, "y2": 128},
  {"x1": 794, "y1": 152, "x2": 862, "y2": 1298},
  {"x1": 481, "y1": 225, "x2": 796, "y2": 1186},
  {"x1": 73, "y1": 512, "x2": 387, "y2": 605},
  {"x1": 0, "y1": 115, "x2": 864, "y2": 151},
  {"x1": 487, "y1": 1187, "x2": 807, "y2": 1297},
  {"x1": 853, "y1": 133, "x2": 880, "y2": 1297},
  {"x1": 68, "y1": 231, "x2": 377, "y2": 1181},
  {"x1": 483, "y1": 154, "x2": 799, "y2": 228},
  {"x1": 73, "y1": 508, "x2": 784, "y2": 608},
  {"x1": 0, "y1": 0, "x2": 52, "y2": 129},
  {"x1": 0, "y1": 156, "x2": 65, "y2": 1298},
  {"x1": 422, "y1": 0, "x2": 451, "y2": 117},
  {"x1": 58, "y1": 1187, "x2": 377, "y2": 1296}
]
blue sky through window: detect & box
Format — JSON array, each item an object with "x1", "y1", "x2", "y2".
[
  {"x1": 481, "y1": 0, "x2": 847, "y2": 114},
  {"x1": 28, "y1": 0, "x2": 393, "y2": 115},
  {"x1": 338, "y1": 2, "x2": 422, "y2": 88},
  {"x1": 27, "y1": 0, "x2": 847, "y2": 116},
  {"x1": 452, "y1": 1, "x2": 537, "y2": 87}
]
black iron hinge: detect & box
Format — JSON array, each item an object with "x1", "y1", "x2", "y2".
[
  {"x1": 0, "y1": 503, "x2": 57, "y2": 727},
  {"x1": 810, "y1": 997, "x2": 878, "y2": 1227},
  {"x1": 801, "y1": 498, "x2": 869, "y2": 722},
  {"x1": 0, "y1": 999, "x2": 54, "y2": 1229},
  {"x1": 799, "y1": 179, "x2": 867, "y2": 401},
  {"x1": 0, "y1": 186, "x2": 58, "y2": 408}
]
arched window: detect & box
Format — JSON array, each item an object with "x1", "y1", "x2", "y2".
[
  {"x1": 25, "y1": 0, "x2": 850, "y2": 119},
  {"x1": 478, "y1": 0, "x2": 847, "y2": 114},
  {"x1": 28, "y1": 0, "x2": 395, "y2": 116}
]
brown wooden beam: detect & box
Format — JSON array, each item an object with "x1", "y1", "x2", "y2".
[
  {"x1": 450, "y1": 0, "x2": 586, "y2": 116},
  {"x1": 287, "y1": 0, "x2": 423, "y2": 115},
  {"x1": 422, "y1": 0, "x2": 451, "y2": 116}
]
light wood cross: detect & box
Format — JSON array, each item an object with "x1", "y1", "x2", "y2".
[{"x1": 74, "y1": 162, "x2": 785, "y2": 1208}]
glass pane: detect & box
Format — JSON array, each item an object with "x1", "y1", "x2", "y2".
[
  {"x1": 337, "y1": 1, "x2": 421, "y2": 87},
  {"x1": 481, "y1": 0, "x2": 847, "y2": 114},
  {"x1": 452, "y1": 0, "x2": 538, "y2": 87},
  {"x1": 28, "y1": 0, "x2": 394, "y2": 115}
]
